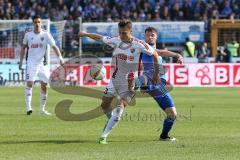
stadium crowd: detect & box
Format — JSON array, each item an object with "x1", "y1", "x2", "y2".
[
  {"x1": 0, "y1": 0, "x2": 239, "y2": 22},
  {"x1": 0, "y1": 0, "x2": 239, "y2": 61}
]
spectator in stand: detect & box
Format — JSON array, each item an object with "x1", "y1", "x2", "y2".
[
  {"x1": 170, "y1": 3, "x2": 182, "y2": 21},
  {"x1": 1, "y1": 0, "x2": 240, "y2": 59},
  {"x1": 226, "y1": 38, "x2": 239, "y2": 57},
  {"x1": 182, "y1": 0, "x2": 194, "y2": 20},
  {"x1": 196, "y1": 42, "x2": 210, "y2": 63},
  {"x1": 215, "y1": 46, "x2": 231, "y2": 63},
  {"x1": 216, "y1": 45, "x2": 232, "y2": 63},
  {"x1": 221, "y1": 1, "x2": 232, "y2": 16},
  {"x1": 183, "y1": 37, "x2": 195, "y2": 57}
]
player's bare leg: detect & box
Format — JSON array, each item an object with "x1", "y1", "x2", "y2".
[
  {"x1": 40, "y1": 81, "x2": 51, "y2": 115},
  {"x1": 99, "y1": 97, "x2": 126, "y2": 144},
  {"x1": 25, "y1": 81, "x2": 34, "y2": 115},
  {"x1": 160, "y1": 107, "x2": 177, "y2": 141},
  {"x1": 101, "y1": 96, "x2": 114, "y2": 119}
]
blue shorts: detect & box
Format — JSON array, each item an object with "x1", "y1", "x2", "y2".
[
  {"x1": 153, "y1": 93, "x2": 174, "y2": 110},
  {"x1": 144, "y1": 78, "x2": 175, "y2": 110}
]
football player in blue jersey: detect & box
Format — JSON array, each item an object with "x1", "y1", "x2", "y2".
[{"x1": 135, "y1": 26, "x2": 183, "y2": 141}]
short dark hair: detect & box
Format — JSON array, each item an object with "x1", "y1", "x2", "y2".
[
  {"x1": 32, "y1": 15, "x2": 41, "y2": 22},
  {"x1": 145, "y1": 27, "x2": 158, "y2": 34},
  {"x1": 118, "y1": 19, "x2": 132, "y2": 29}
]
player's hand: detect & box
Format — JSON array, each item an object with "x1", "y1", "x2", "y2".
[
  {"x1": 79, "y1": 31, "x2": 88, "y2": 37},
  {"x1": 176, "y1": 54, "x2": 184, "y2": 64},
  {"x1": 19, "y1": 62, "x2": 23, "y2": 70},
  {"x1": 60, "y1": 58, "x2": 65, "y2": 66}
]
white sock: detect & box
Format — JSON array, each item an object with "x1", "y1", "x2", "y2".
[
  {"x1": 40, "y1": 92, "x2": 47, "y2": 112},
  {"x1": 101, "y1": 106, "x2": 124, "y2": 138},
  {"x1": 25, "y1": 87, "x2": 32, "y2": 111}
]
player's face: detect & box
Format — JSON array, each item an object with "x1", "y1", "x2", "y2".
[
  {"x1": 119, "y1": 26, "x2": 132, "y2": 42},
  {"x1": 33, "y1": 18, "x2": 42, "y2": 32},
  {"x1": 145, "y1": 31, "x2": 157, "y2": 46}
]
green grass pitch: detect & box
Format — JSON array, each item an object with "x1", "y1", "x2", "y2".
[{"x1": 0, "y1": 87, "x2": 240, "y2": 160}]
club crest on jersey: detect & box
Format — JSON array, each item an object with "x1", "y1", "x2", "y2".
[
  {"x1": 130, "y1": 48, "x2": 135, "y2": 53},
  {"x1": 41, "y1": 37, "x2": 44, "y2": 41}
]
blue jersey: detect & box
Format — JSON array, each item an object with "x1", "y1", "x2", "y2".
[
  {"x1": 141, "y1": 52, "x2": 165, "y2": 79},
  {"x1": 141, "y1": 52, "x2": 174, "y2": 109}
]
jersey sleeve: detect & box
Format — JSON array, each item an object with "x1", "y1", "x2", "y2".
[
  {"x1": 46, "y1": 32, "x2": 56, "y2": 46},
  {"x1": 138, "y1": 40, "x2": 155, "y2": 56},
  {"x1": 22, "y1": 33, "x2": 28, "y2": 45}
]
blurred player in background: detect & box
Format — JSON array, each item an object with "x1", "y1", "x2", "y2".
[
  {"x1": 79, "y1": 20, "x2": 160, "y2": 144},
  {"x1": 19, "y1": 15, "x2": 64, "y2": 116},
  {"x1": 135, "y1": 27, "x2": 183, "y2": 141}
]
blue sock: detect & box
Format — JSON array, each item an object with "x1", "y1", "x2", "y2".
[
  {"x1": 162, "y1": 116, "x2": 175, "y2": 136},
  {"x1": 134, "y1": 77, "x2": 147, "y2": 90}
]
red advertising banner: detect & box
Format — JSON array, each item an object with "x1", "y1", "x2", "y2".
[
  {"x1": 49, "y1": 63, "x2": 240, "y2": 87},
  {"x1": 2, "y1": 63, "x2": 238, "y2": 87}
]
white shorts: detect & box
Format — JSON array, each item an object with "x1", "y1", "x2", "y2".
[
  {"x1": 103, "y1": 79, "x2": 135, "y2": 104},
  {"x1": 26, "y1": 63, "x2": 50, "y2": 83}
]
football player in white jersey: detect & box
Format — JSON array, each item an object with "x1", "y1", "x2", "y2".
[
  {"x1": 19, "y1": 15, "x2": 64, "y2": 116},
  {"x1": 79, "y1": 20, "x2": 160, "y2": 144}
]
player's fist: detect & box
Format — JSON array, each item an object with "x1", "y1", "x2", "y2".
[
  {"x1": 60, "y1": 58, "x2": 65, "y2": 66},
  {"x1": 176, "y1": 54, "x2": 183, "y2": 64},
  {"x1": 79, "y1": 31, "x2": 88, "y2": 37}
]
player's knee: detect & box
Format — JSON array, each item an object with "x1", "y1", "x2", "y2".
[
  {"x1": 41, "y1": 83, "x2": 48, "y2": 93},
  {"x1": 166, "y1": 107, "x2": 177, "y2": 121},
  {"x1": 101, "y1": 96, "x2": 112, "y2": 107},
  {"x1": 101, "y1": 96, "x2": 114, "y2": 116},
  {"x1": 27, "y1": 82, "x2": 33, "y2": 88}
]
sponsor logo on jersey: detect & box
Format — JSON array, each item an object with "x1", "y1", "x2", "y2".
[
  {"x1": 41, "y1": 37, "x2": 44, "y2": 41},
  {"x1": 118, "y1": 54, "x2": 134, "y2": 61},
  {"x1": 31, "y1": 43, "x2": 43, "y2": 48},
  {"x1": 118, "y1": 54, "x2": 127, "y2": 61}
]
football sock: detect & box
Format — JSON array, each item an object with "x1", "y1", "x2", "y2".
[
  {"x1": 161, "y1": 116, "x2": 175, "y2": 137},
  {"x1": 101, "y1": 106, "x2": 124, "y2": 138},
  {"x1": 102, "y1": 111, "x2": 112, "y2": 132},
  {"x1": 134, "y1": 75, "x2": 147, "y2": 89},
  {"x1": 25, "y1": 87, "x2": 32, "y2": 111},
  {"x1": 40, "y1": 91, "x2": 47, "y2": 112}
]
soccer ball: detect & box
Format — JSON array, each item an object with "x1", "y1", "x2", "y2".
[{"x1": 89, "y1": 65, "x2": 106, "y2": 80}]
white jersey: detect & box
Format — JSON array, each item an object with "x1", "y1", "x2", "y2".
[
  {"x1": 23, "y1": 29, "x2": 55, "y2": 64},
  {"x1": 102, "y1": 36, "x2": 155, "y2": 93},
  {"x1": 102, "y1": 36, "x2": 155, "y2": 79}
]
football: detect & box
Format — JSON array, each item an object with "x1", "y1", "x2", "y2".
[{"x1": 89, "y1": 65, "x2": 106, "y2": 80}]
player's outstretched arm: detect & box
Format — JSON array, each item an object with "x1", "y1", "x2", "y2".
[
  {"x1": 79, "y1": 31, "x2": 103, "y2": 41},
  {"x1": 19, "y1": 45, "x2": 27, "y2": 70},
  {"x1": 155, "y1": 49, "x2": 183, "y2": 64},
  {"x1": 52, "y1": 45, "x2": 65, "y2": 66},
  {"x1": 152, "y1": 51, "x2": 160, "y2": 84}
]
